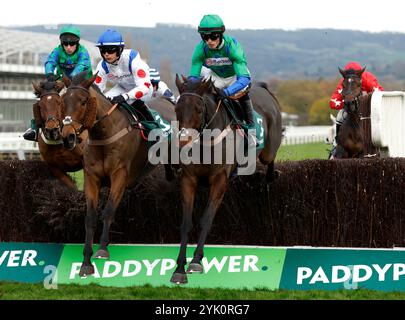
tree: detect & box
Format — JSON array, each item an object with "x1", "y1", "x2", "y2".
[{"x1": 308, "y1": 97, "x2": 337, "y2": 125}]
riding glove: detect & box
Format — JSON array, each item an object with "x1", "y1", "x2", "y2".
[
  {"x1": 110, "y1": 94, "x2": 127, "y2": 105},
  {"x1": 46, "y1": 73, "x2": 59, "y2": 82}
]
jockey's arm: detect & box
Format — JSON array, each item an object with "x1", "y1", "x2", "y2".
[
  {"x1": 222, "y1": 40, "x2": 251, "y2": 96},
  {"x1": 70, "y1": 48, "x2": 92, "y2": 78},
  {"x1": 160, "y1": 83, "x2": 176, "y2": 103},
  {"x1": 94, "y1": 62, "x2": 108, "y2": 92},
  {"x1": 126, "y1": 55, "x2": 151, "y2": 101},
  {"x1": 44, "y1": 46, "x2": 60, "y2": 75},
  {"x1": 188, "y1": 43, "x2": 205, "y2": 81},
  {"x1": 330, "y1": 79, "x2": 344, "y2": 110}
]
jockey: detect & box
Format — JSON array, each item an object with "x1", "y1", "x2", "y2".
[
  {"x1": 94, "y1": 29, "x2": 154, "y2": 121},
  {"x1": 330, "y1": 61, "x2": 384, "y2": 147},
  {"x1": 188, "y1": 14, "x2": 257, "y2": 147},
  {"x1": 23, "y1": 25, "x2": 93, "y2": 142},
  {"x1": 45, "y1": 25, "x2": 93, "y2": 81},
  {"x1": 149, "y1": 68, "x2": 176, "y2": 104}
]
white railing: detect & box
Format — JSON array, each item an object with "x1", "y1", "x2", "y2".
[
  {"x1": 282, "y1": 125, "x2": 330, "y2": 145},
  {"x1": 371, "y1": 91, "x2": 405, "y2": 157},
  {"x1": 0, "y1": 132, "x2": 38, "y2": 160}
]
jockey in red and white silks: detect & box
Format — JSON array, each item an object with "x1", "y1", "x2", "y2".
[
  {"x1": 95, "y1": 49, "x2": 152, "y2": 104},
  {"x1": 330, "y1": 61, "x2": 384, "y2": 126}
]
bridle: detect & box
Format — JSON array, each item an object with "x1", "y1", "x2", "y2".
[
  {"x1": 177, "y1": 92, "x2": 222, "y2": 137},
  {"x1": 39, "y1": 91, "x2": 63, "y2": 130},
  {"x1": 343, "y1": 74, "x2": 362, "y2": 115},
  {"x1": 62, "y1": 86, "x2": 91, "y2": 137}
]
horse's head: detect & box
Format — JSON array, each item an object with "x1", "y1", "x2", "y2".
[
  {"x1": 61, "y1": 71, "x2": 98, "y2": 150},
  {"x1": 32, "y1": 79, "x2": 65, "y2": 141},
  {"x1": 175, "y1": 74, "x2": 214, "y2": 147},
  {"x1": 339, "y1": 66, "x2": 365, "y2": 113}
]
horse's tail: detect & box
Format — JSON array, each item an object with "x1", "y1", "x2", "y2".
[{"x1": 255, "y1": 81, "x2": 281, "y2": 109}]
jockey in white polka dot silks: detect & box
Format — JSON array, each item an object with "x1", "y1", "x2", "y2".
[
  {"x1": 329, "y1": 61, "x2": 384, "y2": 152},
  {"x1": 149, "y1": 68, "x2": 177, "y2": 104},
  {"x1": 188, "y1": 14, "x2": 257, "y2": 146},
  {"x1": 94, "y1": 29, "x2": 154, "y2": 121}
]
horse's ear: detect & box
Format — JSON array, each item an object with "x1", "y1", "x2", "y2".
[
  {"x1": 181, "y1": 74, "x2": 188, "y2": 82},
  {"x1": 175, "y1": 74, "x2": 185, "y2": 93},
  {"x1": 62, "y1": 74, "x2": 71, "y2": 88},
  {"x1": 82, "y1": 72, "x2": 98, "y2": 89},
  {"x1": 356, "y1": 66, "x2": 366, "y2": 78},
  {"x1": 32, "y1": 82, "x2": 43, "y2": 96},
  {"x1": 338, "y1": 67, "x2": 345, "y2": 77}
]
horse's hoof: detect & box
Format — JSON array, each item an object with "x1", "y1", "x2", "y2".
[
  {"x1": 170, "y1": 273, "x2": 188, "y2": 285},
  {"x1": 79, "y1": 264, "x2": 94, "y2": 278},
  {"x1": 94, "y1": 249, "x2": 110, "y2": 259},
  {"x1": 187, "y1": 263, "x2": 203, "y2": 274}
]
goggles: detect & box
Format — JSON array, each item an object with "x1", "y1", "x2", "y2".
[{"x1": 201, "y1": 33, "x2": 221, "y2": 41}]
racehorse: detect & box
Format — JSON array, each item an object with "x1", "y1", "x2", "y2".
[
  {"x1": 60, "y1": 72, "x2": 175, "y2": 277},
  {"x1": 170, "y1": 75, "x2": 283, "y2": 284},
  {"x1": 332, "y1": 67, "x2": 377, "y2": 158},
  {"x1": 32, "y1": 79, "x2": 86, "y2": 189}
]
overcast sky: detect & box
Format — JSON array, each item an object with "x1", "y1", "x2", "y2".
[{"x1": 1, "y1": 0, "x2": 405, "y2": 33}]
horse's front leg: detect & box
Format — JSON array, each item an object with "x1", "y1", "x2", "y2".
[
  {"x1": 187, "y1": 171, "x2": 228, "y2": 274},
  {"x1": 80, "y1": 172, "x2": 100, "y2": 277},
  {"x1": 95, "y1": 168, "x2": 128, "y2": 259},
  {"x1": 49, "y1": 167, "x2": 77, "y2": 189},
  {"x1": 171, "y1": 174, "x2": 198, "y2": 284}
]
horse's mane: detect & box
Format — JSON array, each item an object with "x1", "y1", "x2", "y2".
[
  {"x1": 183, "y1": 78, "x2": 211, "y2": 93},
  {"x1": 71, "y1": 71, "x2": 88, "y2": 86},
  {"x1": 33, "y1": 80, "x2": 58, "y2": 98}
]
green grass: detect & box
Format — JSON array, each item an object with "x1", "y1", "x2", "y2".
[
  {"x1": 1, "y1": 282, "x2": 405, "y2": 300},
  {"x1": 276, "y1": 142, "x2": 330, "y2": 162}
]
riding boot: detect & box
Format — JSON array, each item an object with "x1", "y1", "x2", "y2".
[
  {"x1": 329, "y1": 123, "x2": 341, "y2": 158},
  {"x1": 23, "y1": 119, "x2": 37, "y2": 142},
  {"x1": 239, "y1": 96, "x2": 257, "y2": 148},
  {"x1": 333, "y1": 123, "x2": 342, "y2": 147},
  {"x1": 132, "y1": 100, "x2": 155, "y2": 122}
]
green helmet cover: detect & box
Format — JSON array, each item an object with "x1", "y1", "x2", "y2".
[
  {"x1": 59, "y1": 25, "x2": 81, "y2": 41},
  {"x1": 198, "y1": 14, "x2": 225, "y2": 34}
]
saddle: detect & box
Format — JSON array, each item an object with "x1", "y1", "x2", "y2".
[
  {"x1": 117, "y1": 101, "x2": 171, "y2": 144},
  {"x1": 221, "y1": 97, "x2": 247, "y2": 129}
]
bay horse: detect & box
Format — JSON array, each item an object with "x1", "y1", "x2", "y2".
[
  {"x1": 332, "y1": 67, "x2": 377, "y2": 159},
  {"x1": 32, "y1": 79, "x2": 87, "y2": 189},
  {"x1": 170, "y1": 75, "x2": 283, "y2": 284},
  {"x1": 60, "y1": 72, "x2": 175, "y2": 277}
]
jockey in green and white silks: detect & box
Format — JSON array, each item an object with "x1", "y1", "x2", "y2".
[{"x1": 188, "y1": 14, "x2": 256, "y2": 146}]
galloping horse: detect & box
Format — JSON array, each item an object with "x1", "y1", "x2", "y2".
[
  {"x1": 32, "y1": 79, "x2": 86, "y2": 188},
  {"x1": 332, "y1": 67, "x2": 377, "y2": 158},
  {"x1": 61, "y1": 72, "x2": 175, "y2": 277},
  {"x1": 170, "y1": 76, "x2": 283, "y2": 284}
]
